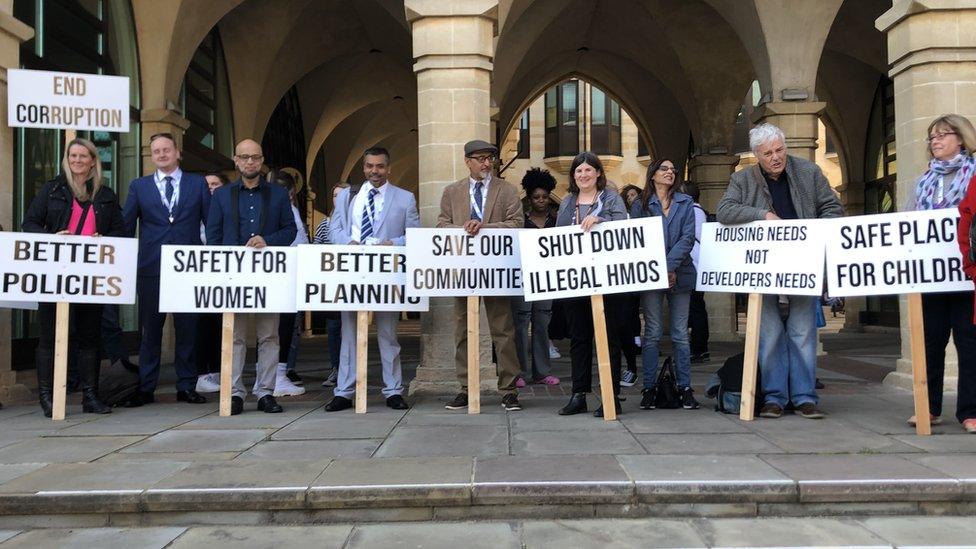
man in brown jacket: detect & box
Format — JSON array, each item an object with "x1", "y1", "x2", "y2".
[{"x1": 438, "y1": 140, "x2": 524, "y2": 411}]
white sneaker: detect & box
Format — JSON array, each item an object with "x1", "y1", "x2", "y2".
[
  {"x1": 548, "y1": 341, "x2": 561, "y2": 359},
  {"x1": 195, "y1": 373, "x2": 221, "y2": 393},
  {"x1": 274, "y1": 364, "x2": 306, "y2": 397}
]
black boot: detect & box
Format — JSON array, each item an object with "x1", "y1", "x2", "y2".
[
  {"x1": 558, "y1": 392, "x2": 588, "y2": 415},
  {"x1": 36, "y1": 348, "x2": 54, "y2": 418},
  {"x1": 593, "y1": 396, "x2": 622, "y2": 418},
  {"x1": 79, "y1": 349, "x2": 111, "y2": 414}
]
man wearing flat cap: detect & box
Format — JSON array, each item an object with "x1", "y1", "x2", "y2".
[{"x1": 438, "y1": 140, "x2": 524, "y2": 411}]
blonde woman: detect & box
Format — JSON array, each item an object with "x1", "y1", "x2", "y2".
[{"x1": 22, "y1": 137, "x2": 124, "y2": 417}]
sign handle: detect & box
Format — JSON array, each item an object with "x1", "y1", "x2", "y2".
[
  {"x1": 467, "y1": 295, "x2": 480, "y2": 414},
  {"x1": 356, "y1": 310, "x2": 369, "y2": 414},
  {"x1": 907, "y1": 293, "x2": 932, "y2": 435},
  {"x1": 590, "y1": 294, "x2": 617, "y2": 421},
  {"x1": 739, "y1": 293, "x2": 762, "y2": 421},
  {"x1": 219, "y1": 312, "x2": 235, "y2": 417},
  {"x1": 51, "y1": 301, "x2": 70, "y2": 421}
]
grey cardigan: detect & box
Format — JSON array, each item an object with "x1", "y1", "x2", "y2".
[
  {"x1": 555, "y1": 188, "x2": 628, "y2": 227},
  {"x1": 716, "y1": 155, "x2": 843, "y2": 223}
]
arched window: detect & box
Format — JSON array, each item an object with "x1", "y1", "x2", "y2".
[
  {"x1": 590, "y1": 87, "x2": 621, "y2": 156},
  {"x1": 545, "y1": 80, "x2": 579, "y2": 158},
  {"x1": 180, "y1": 27, "x2": 234, "y2": 170},
  {"x1": 516, "y1": 110, "x2": 530, "y2": 159}
]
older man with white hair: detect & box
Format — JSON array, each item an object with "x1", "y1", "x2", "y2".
[{"x1": 716, "y1": 123, "x2": 843, "y2": 419}]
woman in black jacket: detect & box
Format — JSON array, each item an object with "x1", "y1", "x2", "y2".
[{"x1": 22, "y1": 137, "x2": 124, "y2": 416}]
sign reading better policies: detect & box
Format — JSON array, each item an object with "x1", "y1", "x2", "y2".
[
  {"x1": 297, "y1": 244, "x2": 428, "y2": 311},
  {"x1": 825, "y1": 209, "x2": 969, "y2": 297},
  {"x1": 8, "y1": 69, "x2": 129, "y2": 132},
  {"x1": 697, "y1": 219, "x2": 826, "y2": 295},
  {"x1": 406, "y1": 228, "x2": 522, "y2": 297},
  {"x1": 159, "y1": 246, "x2": 296, "y2": 312},
  {"x1": 0, "y1": 233, "x2": 137, "y2": 304},
  {"x1": 518, "y1": 217, "x2": 669, "y2": 301}
]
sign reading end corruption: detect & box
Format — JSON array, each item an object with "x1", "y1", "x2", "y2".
[
  {"x1": 8, "y1": 69, "x2": 129, "y2": 132},
  {"x1": 518, "y1": 217, "x2": 669, "y2": 301},
  {"x1": 159, "y1": 245, "x2": 296, "y2": 313},
  {"x1": 297, "y1": 244, "x2": 428, "y2": 312},
  {"x1": 405, "y1": 228, "x2": 522, "y2": 297}
]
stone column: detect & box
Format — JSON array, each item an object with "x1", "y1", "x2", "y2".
[
  {"x1": 688, "y1": 153, "x2": 741, "y2": 342},
  {"x1": 877, "y1": 0, "x2": 976, "y2": 391},
  {"x1": 751, "y1": 101, "x2": 827, "y2": 162},
  {"x1": 140, "y1": 109, "x2": 190, "y2": 175},
  {"x1": 0, "y1": 8, "x2": 34, "y2": 403},
  {"x1": 405, "y1": 0, "x2": 498, "y2": 395}
]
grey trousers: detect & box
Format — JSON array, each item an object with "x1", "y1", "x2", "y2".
[
  {"x1": 232, "y1": 313, "x2": 279, "y2": 399},
  {"x1": 334, "y1": 311, "x2": 403, "y2": 399}
]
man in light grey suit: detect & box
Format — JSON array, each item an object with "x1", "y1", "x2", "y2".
[{"x1": 325, "y1": 147, "x2": 420, "y2": 412}]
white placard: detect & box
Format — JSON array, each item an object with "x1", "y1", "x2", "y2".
[
  {"x1": 8, "y1": 69, "x2": 130, "y2": 132},
  {"x1": 825, "y1": 209, "x2": 970, "y2": 297},
  {"x1": 0, "y1": 232, "x2": 137, "y2": 304},
  {"x1": 518, "y1": 217, "x2": 669, "y2": 301},
  {"x1": 296, "y1": 244, "x2": 429, "y2": 312},
  {"x1": 405, "y1": 228, "x2": 522, "y2": 297},
  {"x1": 696, "y1": 220, "x2": 826, "y2": 296},
  {"x1": 159, "y1": 245, "x2": 296, "y2": 313}
]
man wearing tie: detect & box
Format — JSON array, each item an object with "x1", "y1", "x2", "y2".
[
  {"x1": 438, "y1": 140, "x2": 524, "y2": 411},
  {"x1": 122, "y1": 133, "x2": 211, "y2": 406},
  {"x1": 324, "y1": 147, "x2": 420, "y2": 412}
]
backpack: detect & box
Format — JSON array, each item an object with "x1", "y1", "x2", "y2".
[
  {"x1": 705, "y1": 352, "x2": 763, "y2": 415},
  {"x1": 654, "y1": 356, "x2": 682, "y2": 409},
  {"x1": 97, "y1": 359, "x2": 140, "y2": 407}
]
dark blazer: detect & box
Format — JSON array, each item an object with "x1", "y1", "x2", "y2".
[
  {"x1": 22, "y1": 174, "x2": 125, "y2": 237},
  {"x1": 630, "y1": 191, "x2": 697, "y2": 291},
  {"x1": 206, "y1": 177, "x2": 297, "y2": 246},
  {"x1": 122, "y1": 171, "x2": 210, "y2": 277}
]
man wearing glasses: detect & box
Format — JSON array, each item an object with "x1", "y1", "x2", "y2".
[
  {"x1": 438, "y1": 140, "x2": 524, "y2": 411},
  {"x1": 206, "y1": 139, "x2": 297, "y2": 415}
]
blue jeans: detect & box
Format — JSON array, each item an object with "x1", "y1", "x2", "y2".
[
  {"x1": 758, "y1": 295, "x2": 818, "y2": 407},
  {"x1": 640, "y1": 290, "x2": 692, "y2": 389},
  {"x1": 511, "y1": 296, "x2": 553, "y2": 379}
]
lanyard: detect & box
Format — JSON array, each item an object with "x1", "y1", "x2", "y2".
[
  {"x1": 157, "y1": 173, "x2": 179, "y2": 222},
  {"x1": 469, "y1": 179, "x2": 487, "y2": 220}
]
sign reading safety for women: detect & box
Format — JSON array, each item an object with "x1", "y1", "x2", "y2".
[
  {"x1": 8, "y1": 69, "x2": 130, "y2": 132},
  {"x1": 518, "y1": 217, "x2": 668, "y2": 301},
  {"x1": 825, "y1": 209, "x2": 969, "y2": 297},
  {"x1": 159, "y1": 245, "x2": 296, "y2": 313},
  {"x1": 405, "y1": 228, "x2": 522, "y2": 297},
  {"x1": 296, "y1": 244, "x2": 428, "y2": 312},
  {"x1": 0, "y1": 233, "x2": 137, "y2": 304},
  {"x1": 697, "y1": 220, "x2": 826, "y2": 296}
]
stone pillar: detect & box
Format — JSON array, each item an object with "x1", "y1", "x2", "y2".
[
  {"x1": 140, "y1": 109, "x2": 190, "y2": 175},
  {"x1": 405, "y1": 0, "x2": 498, "y2": 395},
  {"x1": 688, "y1": 154, "x2": 741, "y2": 342},
  {"x1": 0, "y1": 8, "x2": 34, "y2": 403},
  {"x1": 876, "y1": 0, "x2": 976, "y2": 391},
  {"x1": 751, "y1": 102, "x2": 826, "y2": 162}
]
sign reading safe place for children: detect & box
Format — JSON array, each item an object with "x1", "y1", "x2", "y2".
[
  {"x1": 405, "y1": 228, "x2": 522, "y2": 297},
  {"x1": 159, "y1": 245, "x2": 296, "y2": 313},
  {"x1": 518, "y1": 217, "x2": 669, "y2": 301},
  {"x1": 825, "y1": 209, "x2": 969, "y2": 297},
  {"x1": 696, "y1": 219, "x2": 826, "y2": 296},
  {"x1": 0, "y1": 233, "x2": 137, "y2": 304},
  {"x1": 297, "y1": 244, "x2": 429, "y2": 312},
  {"x1": 8, "y1": 69, "x2": 130, "y2": 132}
]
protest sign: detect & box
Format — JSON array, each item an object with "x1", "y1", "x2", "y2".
[
  {"x1": 8, "y1": 69, "x2": 129, "y2": 132},
  {"x1": 405, "y1": 228, "x2": 522, "y2": 297}
]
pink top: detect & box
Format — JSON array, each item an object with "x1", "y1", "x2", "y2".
[{"x1": 67, "y1": 199, "x2": 97, "y2": 236}]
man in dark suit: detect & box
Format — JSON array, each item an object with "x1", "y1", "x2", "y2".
[
  {"x1": 122, "y1": 133, "x2": 211, "y2": 406},
  {"x1": 206, "y1": 139, "x2": 296, "y2": 415},
  {"x1": 437, "y1": 140, "x2": 524, "y2": 412}
]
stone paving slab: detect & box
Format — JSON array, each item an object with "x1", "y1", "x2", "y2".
[
  {"x1": 893, "y1": 433, "x2": 976, "y2": 453},
  {"x1": 473, "y1": 455, "x2": 631, "y2": 505},
  {"x1": 620, "y1": 409, "x2": 750, "y2": 434},
  {"x1": 698, "y1": 517, "x2": 890, "y2": 547},
  {"x1": 167, "y1": 525, "x2": 353, "y2": 548},
  {"x1": 0, "y1": 465, "x2": 44, "y2": 487},
  {"x1": 374, "y1": 425, "x2": 508, "y2": 458},
  {"x1": 0, "y1": 436, "x2": 142, "y2": 464},
  {"x1": 235, "y1": 439, "x2": 381, "y2": 460},
  {"x1": 616, "y1": 455, "x2": 795, "y2": 503},
  {"x1": 311, "y1": 456, "x2": 473, "y2": 508},
  {"x1": 0, "y1": 531, "x2": 17, "y2": 544},
  {"x1": 173, "y1": 402, "x2": 319, "y2": 431},
  {"x1": 521, "y1": 518, "x2": 707, "y2": 548},
  {"x1": 742, "y1": 415, "x2": 922, "y2": 454},
  {"x1": 270, "y1": 411, "x2": 405, "y2": 441},
  {"x1": 0, "y1": 526, "x2": 186, "y2": 548},
  {"x1": 635, "y1": 433, "x2": 783, "y2": 455},
  {"x1": 347, "y1": 521, "x2": 520, "y2": 549},
  {"x1": 857, "y1": 516, "x2": 976, "y2": 547},
  {"x1": 512, "y1": 428, "x2": 646, "y2": 456},
  {"x1": 121, "y1": 429, "x2": 271, "y2": 454}
]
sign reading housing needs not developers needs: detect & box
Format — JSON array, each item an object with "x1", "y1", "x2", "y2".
[
  {"x1": 405, "y1": 228, "x2": 523, "y2": 297},
  {"x1": 7, "y1": 69, "x2": 130, "y2": 132}
]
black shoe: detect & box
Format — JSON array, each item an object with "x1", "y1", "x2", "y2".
[
  {"x1": 230, "y1": 396, "x2": 244, "y2": 415},
  {"x1": 681, "y1": 387, "x2": 700, "y2": 410},
  {"x1": 177, "y1": 390, "x2": 207, "y2": 404},
  {"x1": 444, "y1": 393, "x2": 468, "y2": 410},
  {"x1": 640, "y1": 387, "x2": 657, "y2": 410},
  {"x1": 593, "y1": 397, "x2": 622, "y2": 418},
  {"x1": 118, "y1": 358, "x2": 139, "y2": 374},
  {"x1": 257, "y1": 395, "x2": 283, "y2": 413},
  {"x1": 325, "y1": 396, "x2": 352, "y2": 412},
  {"x1": 501, "y1": 393, "x2": 522, "y2": 411},
  {"x1": 558, "y1": 393, "x2": 588, "y2": 415},
  {"x1": 386, "y1": 395, "x2": 409, "y2": 410},
  {"x1": 82, "y1": 388, "x2": 112, "y2": 414},
  {"x1": 38, "y1": 391, "x2": 53, "y2": 418},
  {"x1": 815, "y1": 378, "x2": 825, "y2": 390},
  {"x1": 124, "y1": 391, "x2": 155, "y2": 408},
  {"x1": 690, "y1": 352, "x2": 710, "y2": 364},
  {"x1": 286, "y1": 370, "x2": 304, "y2": 386}
]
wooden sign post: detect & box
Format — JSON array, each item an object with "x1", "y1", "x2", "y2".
[
  {"x1": 738, "y1": 293, "x2": 762, "y2": 421},
  {"x1": 467, "y1": 295, "x2": 480, "y2": 414},
  {"x1": 355, "y1": 310, "x2": 369, "y2": 413},
  {"x1": 51, "y1": 128, "x2": 77, "y2": 421},
  {"x1": 907, "y1": 293, "x2": 932, "y2": 435},
  {"x1": 219, "y1": 312, "x2": 235, "y2": 416},
  {"x1": 589, "y1": 294, "x2": 616, "y2": 421}
]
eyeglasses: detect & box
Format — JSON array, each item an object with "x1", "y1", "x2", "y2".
[
  {"x1": 657, "y1": 165, "x2": 678, "y2": 173},
  {"x1": 236, "y1": 154, "x2": 264, "y2": 163},
  {"x1": 927, "y1": 131, "x2": 957, "y2": 143},
  {"x1": 467, "y1": 155, "x2": 495, "y2": 164}
]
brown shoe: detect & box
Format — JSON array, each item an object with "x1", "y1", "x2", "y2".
[
  {"x1": 759, "y1": 403, "x2": 783, "y2": 418},
  {"x1": 797, "y1": 402, "x2": 825, "y2": 419},
  {"x1": 907, "y1": 414, "x2": 942, "y2": 426}
]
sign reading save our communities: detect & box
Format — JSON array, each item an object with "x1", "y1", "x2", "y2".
[
  {"x1": 405, "y1": 228, "x2": 523, "y2": 297},
  {"x1": 7, "y1": 69, "x2": 130, "y2": 132}
]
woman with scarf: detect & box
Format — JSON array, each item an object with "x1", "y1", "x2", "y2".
[
  {"x1": 909, "y1": 114, "x2": 976, "y2": 432},
  {"x1": 22, "y1": 137, "x2": 125, "y2": 417}
]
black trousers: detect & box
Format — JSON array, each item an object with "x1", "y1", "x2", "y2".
[
  {"x1": 922, "y1": 291, "x2": 976, "y2": 422},
  {"x1": 689, "y1": 290, "x2": 710, "y2": 355},
  {"x1": 564, "y1": 295, "x2": 627, "y2": 396},
  {"x1": 38, "y1": 302, "x2": 102, "y2": 352},
  {"x1": 195, "y1": 313, "x2": 223, "y2": 375}
]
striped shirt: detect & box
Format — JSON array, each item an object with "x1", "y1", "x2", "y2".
[{"x1": 313, "y1": 217, "x2": 331, "y2": 244}]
